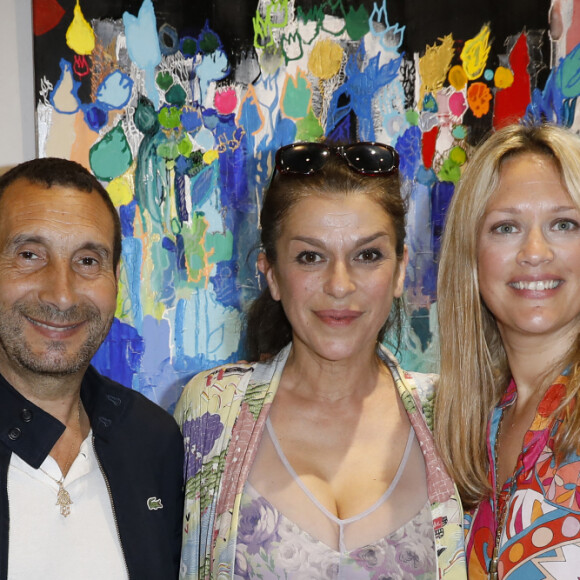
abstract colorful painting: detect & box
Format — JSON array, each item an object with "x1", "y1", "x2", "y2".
[{"x1": 32, "y1": 0, "x2": 580, "y2": 410}]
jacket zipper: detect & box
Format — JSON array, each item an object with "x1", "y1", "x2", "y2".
[{"x1": 93, "y1": 436, "x2": 130, "y2": 579}]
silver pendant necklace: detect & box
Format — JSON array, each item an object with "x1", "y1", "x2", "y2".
[
  {"x1": 39, "y1": 399, "x2": 82, "y2": 518},
  {"x1": 39, "y1": 470, "x2": 74, "y2": 517}
]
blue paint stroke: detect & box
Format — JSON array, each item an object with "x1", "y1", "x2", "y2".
[
  {"x1": 327, "y1": 42, "x2": 402, "y2": 141},
  {"x1": 96, "y1": 70, "x2": 134, "y2": 110},
  {"x1": 406, "y1": 180, "x2": 436, "y2": 298},
  {"x1": 123, "y1": 0, "x2": 162, "y2": 108},
  {"x1": 431, "y1": 181, "x2": 454, "y2": 263},
  {"x1": 92, "y1": 318, "x2": 144, "y2": 390},
  {"x1": 396, "y1": 126, "x2": 422, "y2": 181},
  {"x1": 370, "y1": 0, "x2": 405, "y2": 51},
  {"x1": 194, "y1": 49, "x2": 230, "y2": 105},
  {"x1": 120, "y1": 236, "x2": 144, "y2": 332},
  {"x1": 50, "y1": 59, "x2": 81, "y2": 114}
]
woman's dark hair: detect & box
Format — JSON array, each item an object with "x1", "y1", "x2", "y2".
[
  {"x1": 246, "y1": 150, "x2": 407, "y2": 361},
  {"x1": 0, "y1": 157, "x2": 122, "y2": 270}
]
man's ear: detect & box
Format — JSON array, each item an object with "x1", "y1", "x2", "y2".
[{"x1": 257, "y1": 252, "x2": 280, "y2": 301}]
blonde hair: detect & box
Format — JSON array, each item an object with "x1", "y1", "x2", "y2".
[{"x1": 435, "y1": 123, "x2": 580, "y2": 509}]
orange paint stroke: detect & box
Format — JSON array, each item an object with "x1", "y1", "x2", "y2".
[
  {"x1": 71, "y1": 109, "x2": 102, "y2": 168},
  {"x1": 467, "y1": 82, "x2": 492, "y2": 118},
  {"x1": 448, "y1": 65, "x2": 468, "y2": 90}
]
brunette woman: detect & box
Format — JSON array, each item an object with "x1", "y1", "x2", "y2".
[{"x1": 176, "y1": 142, "x2": 466, "y2": 579}]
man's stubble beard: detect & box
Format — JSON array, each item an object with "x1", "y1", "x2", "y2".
[{"x1": 0, "y1": 302, "x2": 113, "y2": 378}]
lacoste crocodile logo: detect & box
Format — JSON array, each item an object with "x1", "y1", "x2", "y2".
[{"x1": 147, "y1": 497, "x2": 164, "y2": 510}]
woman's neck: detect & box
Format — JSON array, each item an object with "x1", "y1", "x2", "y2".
[
  {"x1": 501, "y1": 329, "x2": 573, "y2": 402},
  {"x1": 280, "y1": 343, "x2": 385, "y2": 403}
]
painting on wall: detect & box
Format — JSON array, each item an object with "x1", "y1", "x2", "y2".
[{"x1": 32, "y1": 0, "x2": 580, "y2": 411}]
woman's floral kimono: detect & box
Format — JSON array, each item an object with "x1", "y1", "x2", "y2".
[{"x1": 174, "y1": 344, "x2": 466, "y2": 579}]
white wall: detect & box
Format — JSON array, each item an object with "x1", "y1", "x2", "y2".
[{"x1": 0, "y1": 0, "x2": 35, "y2": 173}]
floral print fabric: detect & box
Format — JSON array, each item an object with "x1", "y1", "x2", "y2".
[
  {"x1": 466, "y1": 373, "x2": 580, "y2": 579},
  {"x1": 234, "y1": 483, "x2": 436, "y2": 579},
  {"x1": 174, "y1": 343, "x2": 466, "y2": 579}
]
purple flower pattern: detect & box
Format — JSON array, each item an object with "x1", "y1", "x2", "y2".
[
  {"x1": 183, "y1": 411, "x2": 224, "y2": 478},
  {"x1": 234, "y1": 493, "x2": 436, "y2": 579},
  {"x1": 237, "y1": 496, "x2": 281, "y2": 555}
]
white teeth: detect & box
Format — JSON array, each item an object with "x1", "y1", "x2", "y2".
[
  {"x1": 510, "y1": 280, "x2": 560, "y2": 291},
  {"x1": 28, "y1": 318, "x2": 78, "y2": 331}
]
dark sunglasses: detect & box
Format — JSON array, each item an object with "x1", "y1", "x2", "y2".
[{"x1": 275, "y1": 142, "x2": 399, "y2": 176}]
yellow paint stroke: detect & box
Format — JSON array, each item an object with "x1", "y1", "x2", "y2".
[
  {"x1": 203, "y1": 150, "x2": 219, "y2": 165},
  {"x1": 130, "y1": 209, "x2": 166, "y2": 319},
  {"x1": 448, "y1": 64, "x2": 468, "y2": 90},
  {"x1": 461, "y1": 25, "x2": 491, "y2": 80},
  {"x1": 494, "y1": 66, "x2": 514, "y2": 89},
  {"x1": 418, "y1": 34, "x2": 454, "y2": 108},
  {"x1": 66, "y1": 0, "x2": 95, "y2": 55},
  {"x1": 107, "y1": 176, "x2": 134, "y2": 206},
  {"x1": 115, "y1": 278, "x2": 126, "y2": 319},
  {"x1": 308, "y1": 39, "x2": 343, "y2": 80}
]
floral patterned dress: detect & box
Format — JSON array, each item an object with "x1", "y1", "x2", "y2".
[
  {"x1": 234, "y1": 421, "x2": 437, "y2": 579},
  {"x1": 465, "y1": 373, "x2": 580, "y2": 578},
  {"x1": 174, "y1": 343, "x2": 466, "y2": 579}
]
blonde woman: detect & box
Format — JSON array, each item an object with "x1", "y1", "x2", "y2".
[{"x1": 436, "y1": 123, "x2": 580, "y2": 579}]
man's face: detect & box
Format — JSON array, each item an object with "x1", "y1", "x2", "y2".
[{"x1": 0, "y1": 178, "x2": 119, "y2": 381}]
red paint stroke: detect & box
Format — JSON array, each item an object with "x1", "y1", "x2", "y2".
[
  {"x1": 33, "y1": 0, "x2": 66, "y2": 36},
  {"x1": 74, "y1": 55, "x2": 91, "y2": 78},
  {"x1": 422, "y1": 126, "x2": 438, "y2": 169},
  {"x1": 493, "y1": 33, "x2": 531, "y2": 129}
]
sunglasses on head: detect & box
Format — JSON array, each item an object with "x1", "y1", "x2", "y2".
[{"x1": 275, "y1": 142, "x2": 399, "y2": 176}]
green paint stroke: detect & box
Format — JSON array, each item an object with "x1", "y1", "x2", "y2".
[
  {"x1": 206, "y1": 230, "x2": 233, "y2": 263},
  {"x1": 90, "y1": 124, "x2": 133, "y2": 181},
  {"x1": 295, "y1": 110, "x2": 323, "y2": 142},
  {"x1": 283, "y1": 74, "x2": 311, "y2": 118},
  {"x1": 157, "y1": 140, "x2": 180, "y2": 161},
  {"x1": 344, "y1": 5, "x2": 369, "y2": 41},
  {"x1": 178, "y1": 135, "x2": 193, "y2": 157},
  {"x1": 156, "y1": 71, "x2": 173, "y2": 91},
  {"x1": 449, "y1": 146, "x2": 467, "y2": 165},
  {"x1": 166, "y1": 84, "x2": 187, "y2": 107},
  {"x1": 406, "y1": 110, "x2": 420, "y2": 126},
  {"x1": 438, "y1": 158, "x2": 462, "y2": 184},
  {"x1": 199, "y1": 29, "x2": 220, "y2": 53},
  {"x1": 181, "y1": 213, "x2": 210, "y2": 286},
  {"x1": 159, "y1": 106, "x2": 182, "y2": 129},
  {"x1": 253, "y1": 0, "x2": 289, "y2": 49},
  {"x1": 134, "y1": 96, "x2": 159, "y2": 135}
]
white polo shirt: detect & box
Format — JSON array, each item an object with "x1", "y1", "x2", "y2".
[{"x1": 7, "y1": 433, "x2": 128, "y2": 579}]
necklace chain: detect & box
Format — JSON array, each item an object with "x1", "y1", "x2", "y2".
[
  {"x1": 38, "y1": 399, "x2": 82, "y2": 518},
  {"x1": 490, "y1": 408, "x2": 517, "y2": 580}
]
